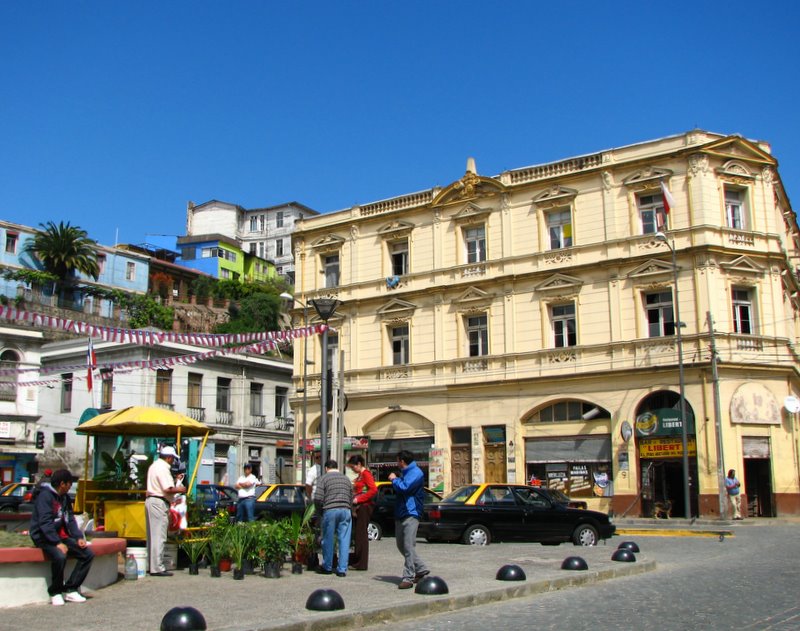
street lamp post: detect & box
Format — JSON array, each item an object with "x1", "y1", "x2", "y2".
[
  {"x1": 310, "y1": 298, "x2": 342, "y2": 466},
  {"x1": 655, "y1": 231, "x2": 692, "y2": 519},
  {"x1": 281, "y1": 292, "x2": 310, "y2": 483}
]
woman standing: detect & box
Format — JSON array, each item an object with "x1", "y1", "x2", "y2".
[{"x1": 346, "y1": 455, "x2": 377, "y2": 570}]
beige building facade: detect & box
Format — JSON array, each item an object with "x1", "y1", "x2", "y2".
[{"x1": 289, "y1": 130, "x2": 800, "y2": 518}]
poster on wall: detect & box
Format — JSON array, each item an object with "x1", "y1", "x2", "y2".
[{"x1": 428, "y1": 447, "x2": 445, "y2": 492}]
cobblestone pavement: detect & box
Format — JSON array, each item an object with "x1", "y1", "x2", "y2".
[{"x1": 364, "y1": 523, "x2": 800, "y2": 631}]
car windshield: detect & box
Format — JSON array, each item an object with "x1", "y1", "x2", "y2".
[
  {"x1": 442, "y1": 485, "x2": 480, "y2": 503},
  {"x1": 548, "y1": 489, "x2": 571, "y2": 503}
]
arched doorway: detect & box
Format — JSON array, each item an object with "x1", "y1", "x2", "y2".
[
  {"x1": 363, "y1": 411, "x2": 435, "y2": 484},
  {"x1": 635, "y1": 391, "x2": 697, "y2": 518}
]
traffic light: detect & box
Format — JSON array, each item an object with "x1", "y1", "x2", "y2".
[{"x1": 35, "y1": 431, "x2": 44, "y2": 449}]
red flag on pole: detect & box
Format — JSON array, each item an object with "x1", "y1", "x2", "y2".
[
  {"x1": 660, "y1": 180, "x2": 675, "y2": 215},
  {"x1": 87, "y1": 338, "x2": 97, "y2": 392}
]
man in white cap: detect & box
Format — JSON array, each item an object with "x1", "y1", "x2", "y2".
[{"x1": 145, "y1": 445, "x2": 185, "y2": 576}]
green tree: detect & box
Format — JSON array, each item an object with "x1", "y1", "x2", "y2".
[
  {"x1": 22, "y1": 221, "x2": 99, "y2": 303},
  {"x1": 216, "y1": 292, "x2": 282, "y2": 334}
]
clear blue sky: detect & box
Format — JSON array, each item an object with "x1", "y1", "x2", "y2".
[{"x1": 1, "y1": 1, "x2": 798, "y2": 248}]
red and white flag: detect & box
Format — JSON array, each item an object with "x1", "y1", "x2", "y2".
[
  {"x1": 87, "y1": 338, "x2": 97, "y2": 392},
  {"x1": 660, "y1": 181, "x2": 675, "y2": 215}
]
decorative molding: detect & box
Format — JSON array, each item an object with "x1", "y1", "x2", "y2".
[
  {"x1": 543, "y1": 250, "x2": 574, "y2": 266},
  {"x1": 531, "y1": 185, "x2": 579, "y2": 210},
  {"x1": 377, "y1": 221, "x2": 415, "y2": 239},
  {"x1": 687, "y1": 153, "x2": 709, "y2": 177},
  {"x1": 452, "y1": 201, "x2": 494, "y2": 224},
  {"x1": 626, "y1": 259, "x2": 675, "y2": 282},
  {"x1": 535, "y1": 273, "x2": 583, "y2": 295},
  {"x1": 310, "y1": 234, "x2": 345, "y2": 253},
  {"x1": 622, "y1": 167, "x2": 673, "y2": 190},
  {"x1": 377, "y1": 298, "x2": 417, "y2": 320},
  {"x1": 716, "y1": 159, "x2": 756, "y2": 182},
  {"x1": 431, "y1": 171, "x2": 507, "y2": 208},
  {"x1": 719, "y1": 255, "x2": 765, "y2": 278}
]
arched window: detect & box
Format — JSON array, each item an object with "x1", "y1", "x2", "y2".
[
  {"x1": 0, "y1": 349, "x2": 20, "y2": 402},
  {"x1": 527, "y1": 400, "x2": 610, "y2": 423}
]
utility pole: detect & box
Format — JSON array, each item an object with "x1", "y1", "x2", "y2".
[{"x1": 707, "y1": 311, "x2": 726, "y2": 519}]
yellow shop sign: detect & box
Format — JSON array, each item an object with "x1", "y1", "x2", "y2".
[{"x1": 638, "y1": 436, "x2": 697, "y2": 459}]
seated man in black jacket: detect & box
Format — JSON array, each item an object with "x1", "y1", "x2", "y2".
[{"x1": 29, "y1": 469, "x2": 94, "y2": 606}]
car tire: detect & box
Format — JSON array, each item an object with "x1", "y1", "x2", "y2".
[
  {"x1": 0, "y1": 506, "x2": 16, "y2": 513},
  {"x1": 572, "y1": 523, "x2": 598, "y2": 546},
  {"x1": 462, "y1": 524, "x2": 491, "y2": 546},
  {"x1": 367, "y1": 521, "x2": 382, "y2": 541}
]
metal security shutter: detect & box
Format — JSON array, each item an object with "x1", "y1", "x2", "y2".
[
  {"x1": 525, "y1": 436, "x2": 611, "y2": 463},
  {"x1": 742, "y1": 437, "x2": 770, "y2": 458}
]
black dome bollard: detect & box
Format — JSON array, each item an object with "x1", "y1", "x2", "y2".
[
  {"x1": 611, "y1": 548, "x2": 636, "y2": 562},
  {"x1": 496, "y1": 564, "x2": 527, "y2": 581},
  {"x1": 561, "y1": 556, "x2": 589, "y2": 571},
  {"x1": 415, "y1": 575, "x2": 449, "y2": 595},
  {"x1": 305, "y1": 588, "x2": 345, "y2": 611},
  {"x1": 160, "y1": 607, "x2": 207, "y2": 631},
  {"x1": 617, "y1": 541, "x2": 640, "y2": 553}
]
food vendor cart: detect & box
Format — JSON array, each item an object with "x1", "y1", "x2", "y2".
[{"x1": 75, "y1": 406, "x2": 215, "y2": 539}]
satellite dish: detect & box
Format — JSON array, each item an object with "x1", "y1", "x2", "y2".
[{"x1": 784, "y1": 396, "x2": 800, "y2": 414}]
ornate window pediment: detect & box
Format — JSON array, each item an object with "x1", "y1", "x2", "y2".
[
  {"x1": 701, "y1": 137, "x2": 775, "y2": 167},
  {"x1": 627, "y1": 259, "x2": 675, "y2": 282},
  {"x1": 532, "y1": 185, "x2": 579, "y2": 210},
  {"x1": 311, "y1": 234, "x2": 345, "y2": 253},
  {"x1": 720, "y1": 255, "x2": 765, "y2": 277},
  {"x1": 377, "y1": 298, "x2": 417, "y2": 321},
  {"x1": 622, "y1": 167, "x2": 673, "y2": 191},
  {"x1": 535, "y1": 273, "x2": 584, "y2": 295},
  {"x1": 453, "y1": 286, "x2": 492, "y2": 312},
  {"x1": 716, "y1": 160, "x2": 756, "y2": 182},
  {"x1": 377, "y1": 221, "x2": 414, "y2": 239},
  {"x1": 452, "y1": 202, "x2": 493, "y2": 224}
]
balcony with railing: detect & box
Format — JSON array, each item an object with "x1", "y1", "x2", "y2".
[
  {"x1": 216, "y1": 410, "x2": 233, "y2": 426},
  {"x1": 187, "y1": 407, "x2": 206, "y2": 422}
]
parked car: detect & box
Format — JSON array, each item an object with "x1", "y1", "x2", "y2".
[
  {"x1": 418, "y1": 483, "x2": 615, "y2": 546},
  {"x1": 252, "y1": 484, "x2": 307, "y2": 521},
  {"x1": 195, "y1": 484, "x2": 238, "y2": 517},
  {"x1": 0, "y1": 483, "x2": 36, "y2": 512},
  {"x1": 367, "y1": 481, "x2": 442, "y2": 541},
  {"x1": 546, "y1": 488, "x2": 589, "y2": 510}
]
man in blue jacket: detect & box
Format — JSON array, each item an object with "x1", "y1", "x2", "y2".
[
  {"x1": 29, "y1": 469, "x2": 94, "y2": 606},
  {"x1": 388, "y1": 450, "x2": 430, "y2": 589}
]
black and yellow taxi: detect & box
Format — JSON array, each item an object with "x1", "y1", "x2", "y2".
[
  {"x1": 0, "y1": 482, "x2": 36, "y2": 512},
  {"x1": 252, "y1": 484, "x2": 307, "y2": 521},
  {"x1": 418, "y1": 483, "x2": 614, "y2": 546}
]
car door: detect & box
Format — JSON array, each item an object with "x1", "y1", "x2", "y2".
[
  {"x1": 514, "y1": 486, "x2": 560, "y2": 541},
  {"x1": 474, "y1": 485, "x2": 525, "y2": 541}
]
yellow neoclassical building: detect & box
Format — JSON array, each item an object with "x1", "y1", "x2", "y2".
[{"x1": 288, "y1": 130, "x2": 800, "y2": 518}]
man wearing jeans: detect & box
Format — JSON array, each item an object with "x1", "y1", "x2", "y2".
[
  {"x1": 313, "y1": 459, "x2": 353, "y2": 577},
  {"x1": 389, "y1": 450, "x2": 430, "y2": 589},
  {"x1": 235, "y1": 464, "x2": 259, "y2": 522},
  {"x1": 29, "y1": 469, "x2": 94, "y2": 606}
]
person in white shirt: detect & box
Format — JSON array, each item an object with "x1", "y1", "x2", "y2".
[
  {"x1": 305, "y1": 453, "x2": 322, "y2": 499},
  {"x1": 145, "y1": 446, "x2": 185, "y2": 576},
  {"x1": 235, "y1": 464, "x2": 260, "y2": 522}
]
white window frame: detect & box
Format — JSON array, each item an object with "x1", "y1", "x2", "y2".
[
  {"x1": 725, "y1": 187, "x2": 747, "y2": 230},
  {"x1": 637, "y1": 193, "x2": 664, "y2": 235},
  {"x1": 249, "y1": 216, "x2": 258, "y2": 232},
  {"x1": 551, "y1": 302, "x2": 577, "y2": 348},
  {"x1": 390, "y1": 324, "x2": 410, "y2": 365},
  {"x1": 276, "y1": 211, "x2": 284, "y2": 228},
  {"x1": 732, "y1": 287, "x2": 754, "y2": 334},
  {"x1": 466, "y1": 314, "x2": 488, "y2": 357},
  {"x1": 547, "y1": 209, "x2": 573, "y2": 250},
  {"x1": 324, "y1": 253, "x2": 340, "y2": 288},
  {"x1": 250, "y1": 383, "x2": 263, "y2": 416},
  {"x1": 125, "y1": 261, "x2": 136, "y2": 281},
  {"x1": 645, "y1": 290, "x2": 675, "y2": 337},
  {"x1": 390, "y1": 239, "x2": 409, "y2": 276},
  {"x1": 276, "y1": 239, "x2": 284, "y2": 257},
  {"x1": 5, "y1": 233, "x2": 17, "y2": 254},
  {"x1": 464, "y1": 225, "x2": 486, "y2": 264}
]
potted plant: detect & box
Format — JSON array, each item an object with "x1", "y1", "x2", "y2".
[
  {"x1": 228, "y1": 523, "x2": 253, "y2": 580},
  {"x1": 207, "y1": 510, "x2": 232, "y2": 577},
  {"x1": 287, "y1": 504, "x2": 316, "y2": 574},
  {"x1": 256, "y1": 520, "x2": 291, "y2": 578},
  {"x1": 178, "y1": 537, "x2": 207, "y2": 575}
]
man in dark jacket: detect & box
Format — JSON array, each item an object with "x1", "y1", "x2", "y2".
[
  {"x1": 388, "y1": 450, "x2": 430, "y2": 589},
  {"x1": 29, "y1": 469, "x2": 94, "y2": 606},
  {"x1": 313, "y1": 459, "x2": 353, "y2": 577}
]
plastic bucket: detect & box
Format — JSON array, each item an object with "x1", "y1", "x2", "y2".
[{"x1": 126, "y1": 547, "x2": 147, "y2": 578}]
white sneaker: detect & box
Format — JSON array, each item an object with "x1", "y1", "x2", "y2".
[
  {"x1": 64, "y1": 591, "x2": 87, "y2": 603},
  {"x1": 51, "y1": 594, "x2": 65, "y2": 606}
]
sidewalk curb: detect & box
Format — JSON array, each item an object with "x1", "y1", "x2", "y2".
[
  {"x1": 616, "y1": 528, "x2": 733, "y2": 538},
  {"x1": 260, "y1": 559, "x2": 657, "y2": 631}
]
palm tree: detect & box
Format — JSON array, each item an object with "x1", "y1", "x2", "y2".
[{"x1": 23, "y1": 221, "x2": 100, "y2": 305}]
